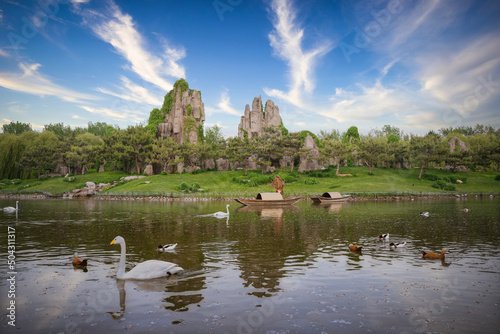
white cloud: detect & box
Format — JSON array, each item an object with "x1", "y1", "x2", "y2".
[
  {"x1": 88, "y1": 1, "x2": 185, "y2": 92},
  {"x1": 0, "y1": 62, "x2": 97, "y2": 103},
  {"x1": 96, "y1": 76, "x2": 163, "y2": 106},
  {"x1": 80, "y1": 105, "x2": 143, "y2": 124},
  {"x1": 318, "y1": 80, "x2": 407, "y2": 123},
  {"x1": 418, "y1": 33, "x2": 500, "y2": 115},
  {"x1": 206, "y1": 89, "x2": 241, "y2": 116},
  {"x1": 264, "y1": 0, "x2": 333, "y2": 108}
]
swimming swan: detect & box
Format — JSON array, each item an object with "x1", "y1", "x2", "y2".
[
  {"x1": 3, "y1": 201, "x2": 19, "y2": 213},
  {"x1": 110, "y1": 236, "x2": 183, "y2": 279},
  {"x1": 213, "y1": 204, "x2": 230, "y2": 217}
]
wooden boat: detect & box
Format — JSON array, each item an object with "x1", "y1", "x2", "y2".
[
  {"x1": 234, "y1": 192, "x2": 301, "y2": 206},
  {"x1": 310, "y1": 192, "x2": 350, "y2": 203}
]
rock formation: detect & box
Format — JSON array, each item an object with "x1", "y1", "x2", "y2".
[
  {"x1": 298, "y1": 133, "x2": 322, "y2": 172},
  {"x1": 238, "y1": 96, "x2": 282, "y2": 139},
  {"x1": 448, "y1": 137, "x2": 468, "y2": 153},
  {"x1": 156, "y1": 79, "x2": 205, "y2": 144}
]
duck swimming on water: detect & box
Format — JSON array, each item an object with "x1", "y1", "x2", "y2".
[
  {"x1": 389, "y1": 241, "x2": 407, "y2": 249},
  {"x1": 378, "y1": 233, "x2": 389, "y2": 241},
  {"x1": 156, "y1": 243, "x2": 177, "y2": 252},
  {"x1": 421, "y1": 249, "x2": 448, "y2": 259},
  {"x1": 72, "y1": 252, "x2": 88, "y2": 266},
  {"x1": 349, "y1": 244, "x2": 363, "y2": 252}
]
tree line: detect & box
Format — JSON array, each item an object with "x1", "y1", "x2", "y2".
[{"x1": 1, "y1": 121, "x2": 499, "y2": 181}]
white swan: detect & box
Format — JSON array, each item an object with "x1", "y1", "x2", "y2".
[
  {"x1": 213, "y1": 204, "x2": 230, "y2": 217},
  {"x1": 110, "y1": 236, "x2": 183, "y2": 280},
  {"x1": 3, "y1": 201, "x2": 19, "y2": 213}
]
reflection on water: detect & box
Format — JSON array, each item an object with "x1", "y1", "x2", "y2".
[{"x1": 0, "y1": 197, "x2": 499, "y2": 333}]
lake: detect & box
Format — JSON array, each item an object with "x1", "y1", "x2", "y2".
[{"x1": 1, "y1": 197, "x2": 499, "y2": 333}]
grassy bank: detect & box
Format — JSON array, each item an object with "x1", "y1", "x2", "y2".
[{"x1": 1, "y1": 167, "x2": 499, "y2": 198}]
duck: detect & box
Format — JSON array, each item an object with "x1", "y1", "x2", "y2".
[
  {"x1": 389, "y1": 241, "x2": 407, "y2": 249},
  {"x1": 378, "y1": 233, "x2": 390, "y2": 241},
  {"x1": 349, "y1": 244, "x2": 363, "y2": 252},
  {"x1": 110, "y1": 236, "x2": 183, "y2": 279},
  {"x1": 421, "y1": 249, "x2": 448, "y2": 260},
  {"x1": 462, "y1": 208, "x2": 469, "y2": 212},
  {"x1": 156, "y1": 243, "x2": 177, "y2": 252},
  {"x1": 3, "y1": 201, "x2": 19, "y2": 213},
  {"x1": 72, "y1": 252, "x2": 88, "y2": 266},
  {"x1": 419, "y1": 212, "x2": 430, "y2": 217},
  {"x1": 213, "y1": 204, "x2": 230, "y2": 217}
]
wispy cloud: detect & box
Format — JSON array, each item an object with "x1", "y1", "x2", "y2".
[
  {"x1": 0, "y1": 62, "x2": 97, "y2": 103},
  {"x1": 86, "y1": 1, "x2": 185, "y2": 92},
  {"x1": 96, "y1": 76, "x2": 163, "y2": 106},
  {"x1": 264, "y1": 0, "x2": 333, "y2": 108},
  {"x1": 80, "y1": 105, "x2": 143, "y2": 124},
  {"x1": 418, "y1": 33, "x2": 500, "y2": 114},
  {"x1": 206, "y1": 89, "x2": 241, "y2": 116},
  {"x1": 319, "y1": 79, "x2": 406, "y2": 123}
]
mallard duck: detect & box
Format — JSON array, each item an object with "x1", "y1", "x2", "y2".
[
  {"x1": 378, "y1": 233, "x2": 390, "y2": 241},
  {"x1": 110, "y1": 236, "x2": 183, "y2": 279},
  {"x1": 349, "y1": 244, "x2": 363, "y2": 251},
  {"x1": 421, "y1": 249, "x2": 448, "y2": 259},
  {"x1": 156, "y1": 243, "x2": 177, "y2": 252},
  {"x1": 3, "y1": 201, "x2": 19, "y2": 213},
  {"x1": 72, "y1": 252, "x2": 88, "y2": 266},
  {"x1": 419, "y1": 212, "x2": 430, "y2": 217},
  {"x1": 213, "y1": 204, "x2": 230, "y2": 217},
  {"x1": 389, "y1": 241, "x2": 407, "y2": 249}
]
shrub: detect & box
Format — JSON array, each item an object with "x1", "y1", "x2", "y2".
[
  {"x1": 282, "y1": 175, "x2": 297, "y2": 183},
  {"x1": 423, "y1": 174, "x2": 441, "y2": 181},
  {"x1": 0, "y1": 179, "x2": 10, "y2": 184},
  {"x1": 432, "y1": 180, "x2": 447, "y2": 189},
  {"x1": 495, "y1": 174, "x2": 500, "y2": 181},
  {"x1": 304, "y1": 178, "x2": 318, "y2": 185},
  {"x1": 444, "y1": 184, "x2": 456, "y2": 191},
  {"x1": 160, "y1": 171, "x2": 168, "y2": 175}
]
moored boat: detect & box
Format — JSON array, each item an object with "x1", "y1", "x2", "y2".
[
  {"x1": 234, "y1": 192, "x2": 301, "y2": 206},
  {"x1": 310, "y1": 192, "x2": 350, "y2": 203}
]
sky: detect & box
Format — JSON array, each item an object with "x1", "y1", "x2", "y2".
[{"x1": 0, "y1": 0, "x2": 499, "y2": 138}]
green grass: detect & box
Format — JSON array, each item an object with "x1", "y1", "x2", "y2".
[{"x1": 1, "y1": 167, "x2": 499, "y2": 197}]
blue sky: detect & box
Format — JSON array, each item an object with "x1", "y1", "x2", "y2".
[{"x1": 0, "y1": 0, "x2": 499, "y2": 138}]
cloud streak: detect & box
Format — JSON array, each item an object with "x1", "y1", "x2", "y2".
[
  {"x1": 87, "y1": 1, "x2": 185, "y2": 92},
  {"x1": 0, "y1": 62, "x2": 97, "y2": 103},
  {"x1": 264, "y1": 0, "x2": 333, "y2": 108}
]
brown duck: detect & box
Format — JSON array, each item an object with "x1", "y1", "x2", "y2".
[
  {"x1": 72, "y1": 253, "x2": 88, "y2": 266},
  {"x1": 421, "y1": 249, "x2": 448, "y2": 259}
]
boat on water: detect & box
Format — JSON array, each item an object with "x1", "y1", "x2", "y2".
[
  {"x1": 310, "y1": 192, "x2": 351, "y2": 203},
  {"x1": 234, "y1": 192, "x2": 301, "y2": 206}
]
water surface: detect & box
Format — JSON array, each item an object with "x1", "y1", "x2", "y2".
[{"x1": 1, "y1": 197, "x2": 499, "y2": 333}]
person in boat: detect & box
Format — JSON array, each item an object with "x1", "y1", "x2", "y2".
[{"x1": 271, "y1": 175, "x2": 285, "y2": 195}]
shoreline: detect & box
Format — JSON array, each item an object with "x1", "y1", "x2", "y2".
[{"x1": 1, "y1": 193, "x2": 497, "y2": 202}]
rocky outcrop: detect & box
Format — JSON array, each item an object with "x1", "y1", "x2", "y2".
[
  {"x1": 238, "y1": 96, "x2": 282, "y2": 139},
  {"x1": 448, "y1": 137, "x2": 468, "y2": 153},
  {"x1": 157, "y1": 79, "x2": 205, "y2": 144},
  {"x1": 298, "y1": 134, "x2": 322, "y2": 172}
]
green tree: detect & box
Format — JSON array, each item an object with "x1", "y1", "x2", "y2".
[
  {"x1": 2, "y1": 121, "x2": 33, "y2": 135},
  {"x1": 226, "y1": 137, "x2": 254, "y2": 175},
  {"x1": 343, "y1": 126, "x2": 360, "y2": 145},
  {"x1": 410, "y1": 132, "x2": 448, "y2": 179},
  {"x1": 18, "y1": 131, "x2": 61, "y2": 179},
  {"x1": 126, "y1": 125, "x2": 154, "y2": 174},
  {"x1": 321, "y1": 139, "x2": 351, "y2": 175},
  {"x1": 358, "y1": 136, "x2": 387, "y2": 174},
  {"x1": 148, "y1": 136, "x2": 179, "y2": 173}
]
